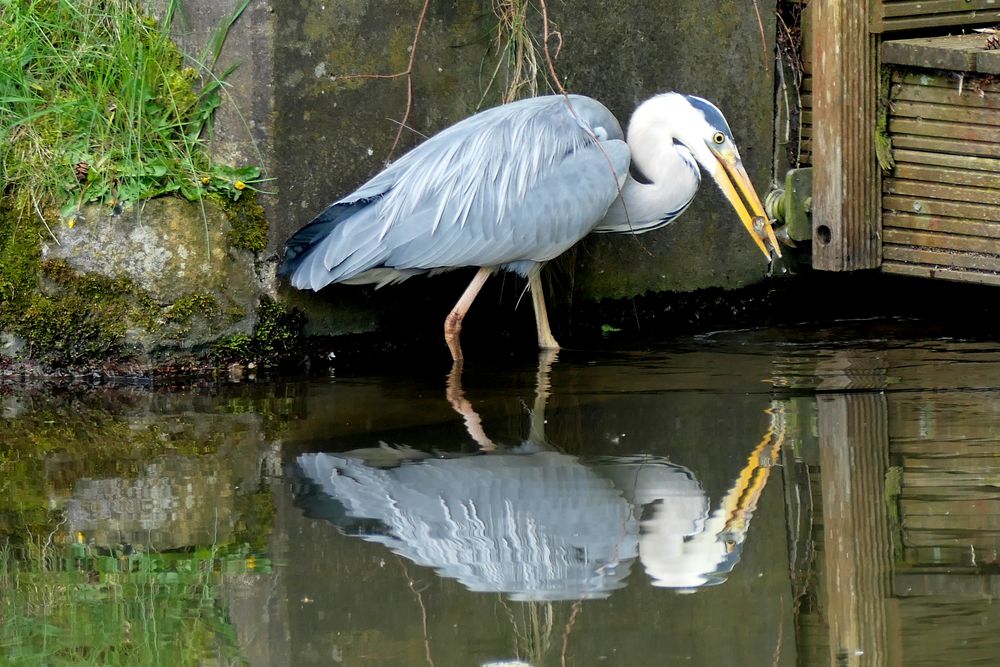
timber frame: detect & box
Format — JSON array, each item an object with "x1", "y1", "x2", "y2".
[{"x1": 807, "y1": 0, "x2": 1000, "y2": 282}]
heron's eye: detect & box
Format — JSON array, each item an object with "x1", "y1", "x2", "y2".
[{"x1": 712, "y1": 131, "x2": 726, "y2": 145}]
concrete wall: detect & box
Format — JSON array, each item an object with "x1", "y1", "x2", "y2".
[{"x1": 201, "y1": 0, "x2": 777, "y2": 334}]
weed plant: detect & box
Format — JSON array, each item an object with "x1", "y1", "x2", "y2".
[{"x1": 0, "y1": 0, "x2": 259, "y2": 222}]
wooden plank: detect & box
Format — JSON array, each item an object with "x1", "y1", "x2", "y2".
[
  {"x1": 894, "y1": 439, "x2": 1000, "y2": 456},
  {"x1": 878, "y1": 12, "x2": 1000, "y2": 33},
  {"x1": 891, "y1": 164, "x2": 1000, "y2": 189},
  {"x1": 901, "y1": 498, "x2": 1000, "y2": 516},
  {"x1": 905, "y1": 455, "x2": 1000, "y2": 473},
  {"x1": 894, "y1": 70, "x2": 1000, "y2": 94},
  {"x1": 977, "y1": 49, "x2": 1000, "y2": 75},
  {"x1": 882, "y1": 35, "x2": 979, "y2": 72},
  {"x1": 902, "y1": 530, "x2": 1000, "y2": 548},
  {"x1": 892, "y1": 83, "x2": 1000, "y2": 111},
  {"x1": 883, "y1": 260, "x2": 1000, "y2": 285},
  {"x1": 884, "y1": 246, "x2": 1000, "y2": 273},
  {"x1": 889, "y1": 117, "x2": 1000, "y2": 144},
  {"x1": 891, "y1": 100, "x2": 1000, "y2": 127},
  {"x1": 895, "y1": 573, "x2": 1000, "y2": 598},
  {"x1": 883, "y1": 195, "x2": 1000, "y2": 222},
  {"x1": 900, "y1": 485, "x2": 1000, "y2": 500},
  {"x1": 901, "y1": 545, "x2": 978, "y2": 566},
  {"x1": 904, "y1": 514, "x2": 1000, "y2": 531},
  {"x1": 892, "y1": 149, "x2": 1000, "y2": 172},
  {"x1": 891, "y1": 133, "x2": 1000, "y2": 159},
  {"x1": 898, "y1": 470, "x2": 1000, "y2": 486},
  {"x1": 817, "y1": 392, "x2": 893, "y2": 666},
  {"x1": 813, "y1": 0, "x2": 880, "y2": 270},
  {"x1": 883, "y1": 212, "x2": 1000, "y2": 238},
  {"x1": 881, "y1": 0, "x2": 1000, "y2": 16},
  {"x1": 884, "y1": 228, "x2": 1000, "y2": 254},
  {"x1": 884, "y1": 178, "x2": 1000, "y2": 205}
]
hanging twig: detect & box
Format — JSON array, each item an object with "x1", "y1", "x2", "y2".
[
  {"x1": 538, "y1": 0, "x2": 566, "y2": 95},
  {"x1": 336, "y1": 0, "x2": 432, "y2": 163},
  {"x1": 752, "y1": 0, "x2": 769, "y2": 69}
]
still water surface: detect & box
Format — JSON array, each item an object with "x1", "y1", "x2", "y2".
[{"x1": 4, "y1": 318, "x2": 1000, "y2": 665}]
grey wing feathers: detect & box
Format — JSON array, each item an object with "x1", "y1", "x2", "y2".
[{"x1": 283, "y1": 95, "x2": 629, "y2": 291}]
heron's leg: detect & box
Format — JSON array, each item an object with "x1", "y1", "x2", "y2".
[
  {"x1": 444, "y1": 267, "x2": 492, "y2": 362},
  {"x1": 529, "y1": 272, "x2": 560, "y2": 351},
  {"x1": 445, "y1": 362, "x2": 496, "y2": 451},
  {"x1": 527, "y1": 349, "x2": 558, "y2": 444}
]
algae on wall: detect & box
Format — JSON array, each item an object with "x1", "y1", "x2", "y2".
[{"x1": 0, "y1": 196, "x2": 278, "y2": 369}]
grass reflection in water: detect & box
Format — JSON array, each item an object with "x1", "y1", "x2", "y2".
[{"x1": 0, "y1": 538, "x2": 268, "y2": 666}]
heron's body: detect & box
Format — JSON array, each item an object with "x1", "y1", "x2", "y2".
[{"x1": 281, "y1": 93, "x2": 779, "y2": 360}]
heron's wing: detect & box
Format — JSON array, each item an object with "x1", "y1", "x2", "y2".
[
  {"x1": 278, "y1": 196, "x2": 380, "y2": 275},
  {"x1": 283, "y1": 95, "x2": 629, "y2": 289},
  {"x1": 380, "y1": 136, "x2": 630, "y2": 273}
]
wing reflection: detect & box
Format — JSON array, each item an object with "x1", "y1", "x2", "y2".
[
  {"x1": 293, "y1": 355, "x2": 786, "y2": 600},
  {"x1": 297, "y1": 445, "x2": 637, "y2": 601}
]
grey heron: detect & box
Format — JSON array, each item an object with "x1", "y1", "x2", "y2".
[{"x1": 280, "y1": 93, "x2": 781, "y2": 360}]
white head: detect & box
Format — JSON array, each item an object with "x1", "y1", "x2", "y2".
[{"x1": 627, "y1": 93, "x2": 780, "y2": 258}]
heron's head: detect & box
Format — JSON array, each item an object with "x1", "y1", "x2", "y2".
[{"x1": 630, "y1": 93, "x2": 781, "y2": 259}]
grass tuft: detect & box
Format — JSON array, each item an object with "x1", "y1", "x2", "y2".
[{"x1": 0, "y1": 0, "x2": 260, "y2": 222}]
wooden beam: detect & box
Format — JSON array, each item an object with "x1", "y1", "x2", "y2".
[
  {"x1": 812, "y1": 0, "x2": 881, "y2": 270},
  {"x1": 817, "y1": 391, "x2": 896, "y2": 666}
]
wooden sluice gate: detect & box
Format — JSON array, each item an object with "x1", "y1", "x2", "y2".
[{"x1": 794, "y1": 1, "x2": 1000, "y2": 285}]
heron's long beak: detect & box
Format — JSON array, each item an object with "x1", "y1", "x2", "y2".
[{"x1": 709, "y1": 147, "x2": 782, "y2": 259}]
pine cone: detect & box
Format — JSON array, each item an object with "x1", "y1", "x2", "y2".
[{"x1": 74, "y1": 161, "x2": 90, "y2": 183}]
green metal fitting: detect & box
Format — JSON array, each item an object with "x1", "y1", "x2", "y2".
[{"x1": 765, "y1": 168, "x2": 813, "y2": 243}]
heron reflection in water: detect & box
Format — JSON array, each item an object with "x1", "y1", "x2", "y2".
[
  {"x1": 293, "y1": 355, "x2": 787, "y2": 599},
  {"x1": 280, "y1": 94, "x2": 782, "y2": 360}
]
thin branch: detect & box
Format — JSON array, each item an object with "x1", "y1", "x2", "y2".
[
  {"x1": 538, "y1": 0, "x2": 566, "y2": 95},
  {"x1": 752, "y1": 0, "x2": 769, "y2": 70},
  {"x1": 560, "y1": 600, "x2": 583, "y2": 667},
  {"x1": 389, "y1": 0, "x2": 432, "y2": 162},
  {"x1": 398, "y1": 557, "x2": 435, "y2": 667},
  {"x1": 334, "y1": 0, "x2": 432, "y2": 164}
]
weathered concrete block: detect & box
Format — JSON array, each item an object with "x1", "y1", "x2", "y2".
[
  {"x1": 45, "y1": 199, "x2": 256, "y2": 305},
  {"x1": 39, "y1": 198, "x2": 261, "y2": 355}
]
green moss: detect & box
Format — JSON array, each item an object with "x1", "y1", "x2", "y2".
[
  {"x1": 216, "y1": 333, "x2": 253, "y2": 359},
  {"x1": 5, "y1": 259, "x2": 172, "y2": 367},
  {"x1": 215, "y1": 296, "x2": 305, "y2": 367},
  {"x1": 0, "y1": 203, "x2": 43, "y2": 327},
  {"x1": 231, "y1": 486, "x2": 276, "y2": 551},
  {"x1": 876, "y1": 66, "x2": 895, "y2": 173},
  {"x1": 0, "y1": 397, "x2": 230, "y2": 541},
  {"x1": 19, "y1": 293, "x2": 129, "y2": 366},
  {"x1": 0, "y1": 196, "x2": 269, "y2": 369},
  {"x1": 221, "y1": 190, "x2": 269, "y2": 253},
  {"x1": 164, "y1": 293, "x2": 220, "y2": 323}
]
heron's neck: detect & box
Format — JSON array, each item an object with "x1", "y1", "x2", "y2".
[{"x1": 596, "y1": 130, "x2": 701, "y2": 234}]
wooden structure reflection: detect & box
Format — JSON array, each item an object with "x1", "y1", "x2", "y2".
[{"x1": 791, "y1": 345, "x2": 1000, "y2": 665}]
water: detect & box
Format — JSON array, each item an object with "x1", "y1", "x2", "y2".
[{"x1": 4, "y1": 318, "x2": 1000, "y2": 665}]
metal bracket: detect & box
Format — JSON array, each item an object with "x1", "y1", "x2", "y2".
[{"x1": 765, "y1": 168, "x2": 813, "y2": 243}]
